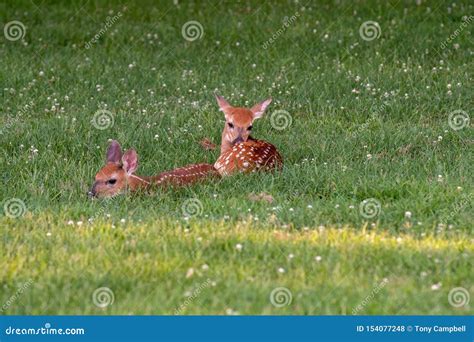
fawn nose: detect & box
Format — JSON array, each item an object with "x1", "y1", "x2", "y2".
[
  {"x1": 88, "y1": 183, "x2": 97, "y2": 198},
  {"x1": 233, "y1": 136, "x2": 244, "y2": 144}
]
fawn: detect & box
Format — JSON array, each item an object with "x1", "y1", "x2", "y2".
[
  {"x1": 88, "y1": 140, "x2": 218, "y2": 198},
  {"x1": 213, "y1": 94, "x2": 283, "y2": 176}
]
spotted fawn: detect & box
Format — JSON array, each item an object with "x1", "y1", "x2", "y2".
[
  {"x1": 213, "y1": 94, "x2": 283, "y2": 176},
  {"x1": 88, "y1": 140, "x2": 219, "y2": 198}
]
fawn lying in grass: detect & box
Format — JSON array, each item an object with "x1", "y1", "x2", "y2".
[
  {"x1": 213, "y1": 94, "x2": 283, "y2": 176},
  {"x1": 88, "y1": 140, "x2": 218, "y2": 198}
]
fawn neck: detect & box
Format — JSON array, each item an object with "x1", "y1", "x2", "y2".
[
  {"x1": 127, "y1": 174, "x2": 156, "y2": 191},
  {"x1": 220, "y1": 130, "x2": 233, "y2": 154}
]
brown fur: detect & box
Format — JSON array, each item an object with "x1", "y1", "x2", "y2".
[
  {"x1": 88, "y1": 141, "x2": 219, "y2": 198},
  {"x1": 214, "y1": 95, "x2": 283, "y2": 176}
]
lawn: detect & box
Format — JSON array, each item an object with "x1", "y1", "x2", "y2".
[{"x1": 0, "y1": 0, "x2": 472, "y2": 315}]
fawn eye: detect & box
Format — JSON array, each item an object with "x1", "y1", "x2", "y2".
[
  {"x1": 227, "y1": 122, "x2": 234, "y2": 129},
  {"x1": 247, "y1": 125, "x2": 253, "y2": 130},
  {"x1": 107, "y1": 179, "x2": 117, "y2": 185}
]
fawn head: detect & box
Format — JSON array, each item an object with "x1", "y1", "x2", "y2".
[
  {"x1": 215, "y1": 94, "x2": 272, "y2": 153},
  {"x1": 88, "y1": 140, "x2": 138, "y2": 198}
]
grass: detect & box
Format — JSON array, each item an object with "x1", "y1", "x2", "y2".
[{"x1": 1, "y1": 0, "x2": 473, "y2": 315}]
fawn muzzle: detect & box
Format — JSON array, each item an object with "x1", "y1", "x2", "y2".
[{"x1": 233, "y1": 136, "x2": 244, "y2": 144}]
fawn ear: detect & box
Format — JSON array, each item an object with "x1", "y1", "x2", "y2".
[
  {"x1": 251, "y1": 98, "x2": 272, "y2": 119},
  {"x1": 121, "y1": 149, "x2": 138, "y2": 175},
  {"x1": 215, "y1": 94, "x2": 232, "y2": 118},
  {"x1": 106, "y1": 140, "x2": 122, "y2": 164}
]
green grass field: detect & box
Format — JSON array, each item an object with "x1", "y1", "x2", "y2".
[{"x1": 1, "y1": 0, "x2": 472, "y2": 315}]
